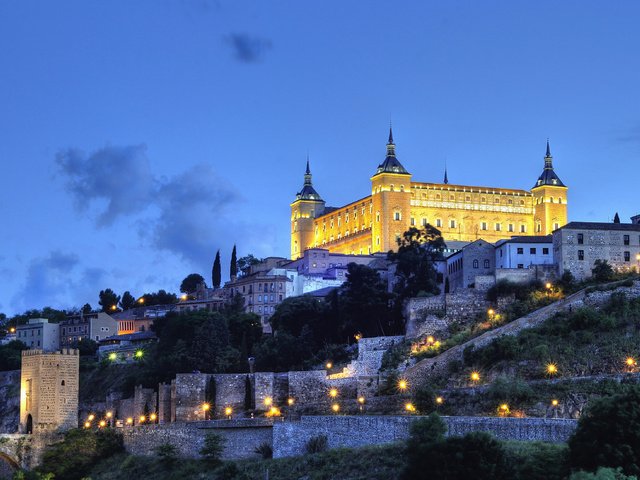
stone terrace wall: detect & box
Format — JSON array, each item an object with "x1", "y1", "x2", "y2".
[
  {"x1": 121, "y1": 419, "x2": 273, "y2": 460},
  {"x1": 272, "y1": 415, "x2": 577, "y2": 458},
  {"x1": 213, "y1": 374, "x2": 249, "y2": 414}
]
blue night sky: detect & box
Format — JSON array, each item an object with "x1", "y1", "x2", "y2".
[{"x1": 1, "y1": 1, "x2": 639, "y2": 315}]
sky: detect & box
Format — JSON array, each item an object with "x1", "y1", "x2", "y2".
[{"x1": 1, "y1": 0, "x2": 639, "y2": 315}]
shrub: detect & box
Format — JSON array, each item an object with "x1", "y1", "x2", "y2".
[
  {"x1": 413, "y1": 385, "x2": 437, "y2": 414},
  {"x1": 154, "y1": 443, "x2": 178, "y2": 467},
  {"x1": 254, "y1": 441, "x2": 273, "y2": 459},
  {"x1": 569, "y1": 467, "x2": 639, "y2": 480},
  {"x1": 592, "y1": 260, "x2": 615, "y2": 282},
  {"x1": 305, "y1": 435, "x2": 328, "y2": 454},
  {"x1": 200, "y1": 432, "x2": 226, "y2": 466},
  {"x1": 407, "y1": 413, "x2": 446, "y2": 446},
  {"x1": 487, "y1": 376, "x2": 535, "y2": 403}
]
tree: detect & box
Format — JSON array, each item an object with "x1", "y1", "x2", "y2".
[
  {"x1": 237, "y1": 254, "x2": 262, "y2": 276},
  {"x1": 388, "y1": 225, "x2": 445, "y2": 300},
  {"x1": 81, "y1": 303, "x2": 92, "y2": 315},
  {"x1": 180, "y1": 273, "x2": 205, "y2": 294},
  {"x1": 72, "y1": 338, "x2": 98, "y2": 356},
  {"x1": 98, "y1": 289, "x2": 120, "y2": 313},
  {"x1": 212, "y1": 250, "x2": 222, "y2": 289},
  {"x1": 592, "y1": 260, "x2": 614, "y2": 282},
  {"x1": 155, "y1": 443, "x2": 178, "y2": 468},
  {"x1": 230, "y1": 245, "x2": 238, "y2": 279},
  {"x1": 614, "y1": 213, "x2": 621, "y2": 224},
  {"x1": 119, "y1": 291, "x2": 137, "y2": 311},
  {"x1": 141, "y1": 290, "x2": 179, "y2": 306},
  {"x1": 569, "y1": 387, "x2": 640, "y2": 476},
  {"x1": 200, "y1": 432, "x2": 225, "y2": 466},
  {"x1": 569, "y1": 468, "x2": 638, "y2": 480}
]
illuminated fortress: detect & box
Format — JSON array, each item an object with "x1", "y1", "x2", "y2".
[{"x1": 290, "y1": 129, "x2": 567, "y2": 259}]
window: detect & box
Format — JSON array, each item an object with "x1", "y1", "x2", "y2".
[
  {"x1": 376, "y1": 212, "x2": 380, "y2": 222},
  {"x1": 484, "y1": 260, "x2": 490, "y2": 268},
  {"x1": 543, "y1": 248, "x2": 549, "y2": 255},
  {"x1": 517, "y1": 264, "x2": 524, "y2": 269},
  {"x1": 394, "y1": 212, "x2": 401, "y2": 221},
  {"x1": 422, "y1": 218, "x2": 428, "y2": 226},
  {"x1": 436, "y1": 219, "x2": 442, "y2": 227},
  {"x1": 258, "y1": 295, "x2": 262, "y2": 302},
  {"x1": 624, "y1": 235, "x2": 630, "y2": 246},
  {"x1": 553, "y1": 223, "x2": 559, "y2": 231},
  {"x1": 536, "y1": 223, "x2": 542, "y2": 233},
  {"x1": 577, "y1": 233, "x2": 584, "y2": 244},
  {"x1": 530, "y1": 248, "x2": 536, "y2": 254},
  {"x1": 508, "y1": 224, "x2": 514, "y2": 233},
  {"x1": 481, "y1": 222, "x2": 487, "y2": 231},
  {"x1": 376, "y1": 236, "x2": 380, "y2": 245},
  {"x1": 517, "y1": 248, "x2": 524, "y2": 254},
  {"x1": 450, "y1": 219, "x2": 456, "y2": 229},
  {"x1": 410, "y1": 218, "x2": 415, "y2": 226},
  {"x1": 520, "y1": 225, "x2": 526, "y2": 233},
  {"x1": 473, "y1": 260, "x2": 479, "y2": 268},
  {"x1": 578, "y1": 250, "x2": 584, "y2": 261},
  {"x1": 624, "y1": 251, "x2": 631, "y2": 262},
  {"x1": 495, "y1": 223, "x2": 501, "y2": 231}
]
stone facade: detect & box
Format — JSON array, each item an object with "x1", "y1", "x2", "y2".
[
  {"x1": 291, "y1": 134, "x2": 567, "y2": 258},
  {"x1": 19, "y1": 349, "x2": 79, "y2": 434},
  {"x1": 554, "y1": 222, "x2": 640, "y2": 280},
  {"x1": 447, "y1": 239, "x2": 496, "y2": 292}
]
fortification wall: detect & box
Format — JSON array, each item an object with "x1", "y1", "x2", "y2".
[{"x1": 272, "y1": 415, "x2": 577, "y2": 458}]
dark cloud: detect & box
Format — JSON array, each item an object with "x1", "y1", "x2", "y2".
[
  {"x1": 226, "y1": 33, "x2": 272, "y2": 63},
  {"x1": 56, "y1": 145, "x2": 156, "y2": 227}
]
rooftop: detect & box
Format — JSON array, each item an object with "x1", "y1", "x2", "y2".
[{"x1": 558, "y1": 222, "x2": 640, "y2": 232}]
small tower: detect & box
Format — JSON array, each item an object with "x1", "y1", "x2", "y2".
[
  {"x1": 370, "y1": 127, "x2": 412, "y2": 253},
  {"x1": 531, "y1": 140, "x2": 568, "y2": 234},
  {"x1": 290, "y1": 158, "x2": 325, "y2": 259},
  {"x1": 20, "y1": 349, "x2": 79, "y2": 434}
]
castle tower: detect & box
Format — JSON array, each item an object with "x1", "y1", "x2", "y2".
[
  {"x1": 290, "y1": 158, "x2": 325, "y2": 259},
  {"x1": 370, "y1": 127, "x2": 412, "y2": 252},
  {"x1": 531, "y1": 140, "x2": 568, "y2": 234},
  {"x1": 20, "y1": 349, "x2": 79, "y2": 434}
]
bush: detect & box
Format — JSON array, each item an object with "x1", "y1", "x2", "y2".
[
  {"x1": 413, "y1": 385, "x2": 437, "y2": 414},
  {"x1": 504, "y1": 441, "x2": 569, "y2": 480},
  {"x1": 592, "y1": 260, "x2": 615, "y2": 282},
  {"x1": 407, "y1": 413, "x2": 446, "y2": 446},
  {"x1": 254, "y1": 441, "x2": 273, "y2": 459},
  {"x1": 200, "y1": 432, "x2": 225, "y2": 466},
  {"x1": 305, "y1": 435, "x2": 328, "y2": 454},
  {"x1": 569, "y1": 387, "x2": 640, "y2": 476},
  {"x1": 154, "y1": 443, "x2": 178, "y2": 467},
  {"x1": 487, "y1": 376, "x2": 535, "y2": 403},
  {"x1": 569, "y1": 467, "x2": 639, "y2": 480}
]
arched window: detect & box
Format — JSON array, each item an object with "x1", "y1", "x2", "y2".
[
  {"x1": 473, "y1": 260, "x2": 479, "y2": 269},
  {"x1": 61, "y1": 380, "x2": 65, "y2": 386},
  {"x1": 484, "y1": 259, "x2": 490, "y2": 269}
]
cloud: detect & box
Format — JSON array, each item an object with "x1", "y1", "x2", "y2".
[
  {"x1": 225, "y1": 33, "x2": 272, "y2": 63},
  {"x1": 10, "y1": 251, "x2": 109, "y2": 312},
  {"x1": 56, "y1": 145, "x2": 156, "y2": 227}
]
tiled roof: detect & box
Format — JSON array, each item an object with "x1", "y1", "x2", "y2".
[
  {"x1": 558, "y1": 222, "x2": 640, "y2": 232},
  {"x1": 496, "y1": 235, "x2": 553, "y2": 245}
]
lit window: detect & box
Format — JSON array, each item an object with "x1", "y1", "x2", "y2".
[
  {"x1": 481, "y1": 222, "x2": 487, "y2": 231},
  {"x1": 394, "y1": 212, "x2": 401, "y2": 221},
  {"x1": 450, "y1": 219, "x2": 456, "y2": 229},
  {"x1": 410, "y1": 218, "x2": 415, "y2": 226},
  {"x1": 495, "y1": 223, "x2": 501, "y2": 231},
  {"x1": 508, "y1": 224, "x2": 514, "y2": 232}
]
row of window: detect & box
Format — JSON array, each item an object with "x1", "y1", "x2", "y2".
[
  {"x1": 248, "y1": 305, "x2": 276, "y2": 315},
  {"x1": 577, "y1": 234, "x2": 639, "y2": 246},
  {"x1": 575, "y1": 250, "x2": 636, "y2": 261},
  {"x1": 515, "y1": 247, "x2": 550, "y2": 255},
  {"x1": 415, "y1": 191, "x2": 528, "y2": 205}
]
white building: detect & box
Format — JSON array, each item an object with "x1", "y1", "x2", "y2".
[
  {"x1": 495, "y1": 235, "x2": 554, "y2": 269},
  {"x1": 16, "y1": 318, "x2": 60, "y2": 351}
]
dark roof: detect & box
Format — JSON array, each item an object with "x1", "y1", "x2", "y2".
[
  {"x1": 306, "y1": 286, "x2": 338, "y2": 298},
  {"x1": 101, "y1": 331, "x2": 156, "y2": 343},
  {"x1": 497, "y1": 235, "x2": 553, "y2": 245},
  {"x1": 373, "y1": 127, "x2": 410, "y2": 176},
  {"x1": 533, "y1": 141, "x2": 565, "y2": 188},
  {"x1": 295, "y1": 158, "x2": 323, "y2": 202},
  {"x1": 558, "y1": 222, "x2": 640, "y2": 232}
]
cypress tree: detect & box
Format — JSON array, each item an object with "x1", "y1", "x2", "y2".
[
  {"x1": 212, "y1": 250, "x2": 221, "y2": 288},
  {"x1": 244, "y1": 375, "x2": 253, "y2": 411},
  {"x1": 230, "y1": 245, "x2": 238, "y2": 279},
  {"x1": 614, "y1": 212, "x2": 621, "y2": 223}
]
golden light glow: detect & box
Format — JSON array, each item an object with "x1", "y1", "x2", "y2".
[
  {"x1": 99, "y1": 420, "x2": 106, "y2": 427},
  {"x1": 546, "y1": 363, "x2": 558, "y2": 375},
  {"x1": 139, "y1": 415, "x2": 146, "y2": 423},
  {"x1": 138, "y1": 297, "x2": 145, "y2": 304},
  {"x1": 405, "y1": 403, "x2": 416, "y2": 412},
  {"x1": 225, "y1": 406, "x2": 233, "y2": 416},
  {"x1": 150, "y1": 413, "x2": 157, "y2": 421},
  {"x1": 264, "y1": 396, "x2": 273, "y2": 407},
  {"x1": 9, "y1": 327, "x2": 15, "y2": 333},
  {"x1": 269, "y1": 407, "x2": 281, "y2": 417},
  {"x1": 488, "y1": 309, "x2": 495, "y2": 316},
  {"x1": 546, "y1": 282, "x2": 552, "y2": 289},
  {"x1": 331, "y1": 403, "x2": 340, "y2": 413},
  {"x1": 354, "y1": 333, "x2": 362, "y2": 341},
  {"x1": 135, "y1": 350, "x2": 144, "y2": 358},
  {"x1": 108, "y1": 352, "x2": 117, "y2": 361},
  {"x1": 180, "y1": 294, "x2": 188, "y2": 301},
  {"x1": 106, "y1": 411, "x2": 113, "y2": 418},
  {"x1": 357, "y1": 396, "x2": 365, "y2": 404},
  {"x1": 626, "y1": 357, "x2": 636, "y2": 367},
  {"x1": 126, "y1": 417, "x2": 133, "y2": 425},
  {"x1": 287, "y1": 398, "x2": 294, "y2": 406},
  {"x1": 551, "y1": 399, "x2": 559, "y2": 407},
  {"x1": 111, "y1": 305, "x2": 117, "y2": 311},
  {"x1": 329, "y1": 388, "x2": 338, "y2": 398},
  {"x1": 202, "y1": 403, "x2": 211, "y2": 411},
  {"x1": 84, "y1": 421, "x2": 91, "y2": 428},
  {"x1": 435, "y1": 396, "x2": 444, "y2": 405},
  {"x1": 426, "y1": 335, "x2": 435, "y2": 344},
  {"x1": 88, "y1": 414, "x2": 95, "y2": 421},
  {"x1": 498, "y1": 403, "x2": 510, "y2": 416},
  {"x1": 470, "y1": 371, "x2": 480, "y2": 382},
  {"x1": 326, "y1": 362, "x2": 333, "y2": 369},
  {"x1": 398, "y1": 379, "x2": 408, "y2": 391}
]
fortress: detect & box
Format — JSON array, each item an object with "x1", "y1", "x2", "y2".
[{"x1": 290, "y1": 129, "x2": 568, "y2": 258}]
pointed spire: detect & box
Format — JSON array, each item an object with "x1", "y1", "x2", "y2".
[
  {"x1": 305, "y1": 154, "x2": 310, "y2": 175},
  {"x1": 544, "y1": 139, "x2": 553, "y2": 169},
  {"x1": 533, "y1": 138, "x2": 565, "y2": 188},
  {"x1": 388, "y1": 124, "x2": 394, "y2": 144},
  {"x1": 386, "y1": 125, "x2": 396, "y2": 157},
  {"x1": 444, "y1": 163, "x2": 449, "y2": 184},
  {"x1": 545, "y1": 138, "x2": 551, "y2": 158},
  {"x1": 296, "y1": 155, "x2": 323, "y2": 201},
  {"x1": 304, "y1": 156, "x2": 312, "y2": 185}
]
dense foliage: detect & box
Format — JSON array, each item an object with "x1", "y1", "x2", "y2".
[
  {"x1": 0, "y1": 340, "x2": 27, "y2": 371},
  {"x1": 180, "y1": 273, "x2": 206, "y2": 293}
]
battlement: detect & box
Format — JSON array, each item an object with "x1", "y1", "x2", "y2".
[{"x1": 21, "y1": 348, "x2": 79, "y2": 357}]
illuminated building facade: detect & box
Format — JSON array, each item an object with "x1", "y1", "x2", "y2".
[{"x1": 291, "y1": 130, "x2": 568, "y2": 259}]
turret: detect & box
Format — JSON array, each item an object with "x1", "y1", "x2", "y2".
[
  {"x1": 531, "y1": 140, "x2": 568, "y2": 234},
  {"x1": 290, "y1": 158, "x2": 325, "y2": 259},
  {"x1": 370, "y1": 127, "x2": 412, "y2": 253}
]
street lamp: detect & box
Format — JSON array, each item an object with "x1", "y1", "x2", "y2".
[
  {"x1": 287, "y1": 398, "x2": 294, "y2": 406},
  {"x1": 546, "y1": 363, "x2": 558, "y2": 375},
  {"x1": 224, "y1": 406, "x2": 232, "y2": 419},
  {"x1": 331, "y1": 403, "x2": 340, "y2": 413},
  {"x1": 263, "y1": 396, "x2": 273, "y2": 407},
  {"x1": 325, "y1": 362, "x2": 333, "y2": 370},
  {"x1": 150, "y1": 413, "x2": 157, "y2": 422},
  {"x1": 88, "y1": 414, "x2": 95, "y2": 422},
  {"x1": 435, "y1": 396, "x2": 444, "y2": 405},
  {"x1": 398, "y1": 379, "x2": 408, "y2": 392},
  {"x1": 357, "y1": 396, "x2": 365, "y2": 413},
  {"x1": 126, "y1": 417, "x2": 133, "y2": 426},
  {"x1": 405, "y1": 402, "x2": 416, "y2": 413},
  {"x1": 470, "y1": 371, "x2": 480, "y2": 383},
  {"x1": 329, "y1": 388, "x2": 338, "y2": 398}
]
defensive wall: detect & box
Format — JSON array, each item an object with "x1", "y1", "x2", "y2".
[{"x1": 117, "y1": 415, "x2": 577, "y2": 460}]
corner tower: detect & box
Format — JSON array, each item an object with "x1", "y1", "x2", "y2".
[
  {"x1": 290, "y1": 158, "x2": 325, "y2": 259},
  {"x1": 370, "y1": 127, "x2": 412, "y2": 253},
  {"x1": 531, "y1": 140, "x2": 568, "y2": 234}
]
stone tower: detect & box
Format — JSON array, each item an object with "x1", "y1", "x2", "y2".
[
  {"x1": 531, "y1": 140, "x2": 568, "y2": 235},
  {"x1": 20, "y1": 349, "x2": 79, "y2": 434},
  {"x1": 370, "y1": 128, "x2": 412, "y2": 253},
  {"x1": 290, "y1": 158, "x2": 326, "y2": 259}
]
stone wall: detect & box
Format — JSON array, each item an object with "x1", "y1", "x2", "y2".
[
  {"x1": 121, "y1": 419, "x2": 273, "y2": 460},
  {"x1": 0, "y1": 370, "x2": 20, "y2": 434},
  {"x1": 272, "y1": 415, "x2": 577, "y2": 458}
]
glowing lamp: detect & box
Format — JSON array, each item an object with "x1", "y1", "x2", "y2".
[
  {"x1": 546, "y1": 363, "x2": 558, "y2": 375},
  {"x1": 551, "y1": 399, "x2": 559, "y2": 407},
  {"x1": 126, "y1": 417, "x2": 133, "y2": 425},
  {"x1": 106, "y1": 411, "x2": 113, "y2": 418},
  {"x1": 470, "y1": 371, "x2": 480, "y2": 382},
  {"x1": 331, "y1": 403, "x2": 340, "y2": 413},
  {"x1": 225, "y1": 407, "x2": 233, "y2": 416},
  {"x1": 99, "y1": 420, "x2": 106, "y2": 428},
  {"x1": 357, "y1": 396, "x2": 365, "y2": 404},
  {"x1": 405, "y1": 403, "x2": 415, "y2": 412},
  {"x1": 287, "y1": 398, "x2": 294, "y2": 406},
  {"x1": 626, "y1": 357, "x2": 636, "y2": 367},
  {"x1": 202, "y1": 403, "x2": 210, "y2": 412},
  {"x1": 264, "y1": 396, "x2": 273, "y2": 407},
  {"x1": 150, "y1": 413, "x2": 157, "y2": 421},
  {"x1": 84, "y1": 421, "x2": 91, "y2": 428},
  {"x1": 88, "y1": 414, "x2": 95, "y2": 421},
  {"x1": 326, "y1": 362, "x2": 333, "y2": 369},
  {"x1": 398, "y1": 379, "x2": 408, "y2": 391},
  {"x1": 435, "y1": 396, "x2": 444, "y2": 405},
  {"x1": 329, "y1": 388, "x2": 338, "y2": 398},
  {"x1": 139, "y1": 415, "x2": 146, "y2": 423}
]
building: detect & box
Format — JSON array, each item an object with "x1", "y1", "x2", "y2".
[
  {"x1": 290, "y1": 131, "x2": 568, "y2": 259},
  {"x1": 632, "y1": 214, "x2": 640, "y2": 225},
  {"x1": 446, "y1": 239, "x2": 496, "y2": 292},
  {"x1": 59, "y1": 312, "x2": 118, "y2": 347},
  {"x1": 16, "y1": 319, "x2": 60, "y2": 351},
  {"x1": 176, "y1": 283, "x2": 225, "y2": 314},
  {"x1": 553, "y1": 221, "x2": 640, "y2": 280},
  {"x1": 495, "y1": 235, "x2": 553, "y2": 269},
  {"x1": 98, "y1": 331, "x2": 157, "y2": 362},
  {"x1": 19, "y1": 349, "x2": 79, "y2": 433}
]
